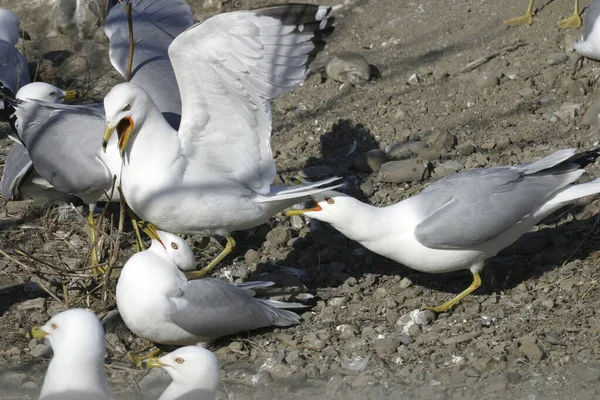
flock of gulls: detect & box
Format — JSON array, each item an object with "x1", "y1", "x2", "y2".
[{"x1": 2, "y1": 0, "x2": 600, "y2": 398}]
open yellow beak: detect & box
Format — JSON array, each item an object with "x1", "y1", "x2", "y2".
[
  {"x1": 62, "y1": 90, "x2": 81, "y2": 101},
  {"x1": 103, "y1": 117, "x2": 134, "y2": 157},
  {"x1": 31, "y1": 326, "x2": 47, "y2": 339},
  {"x1": 284, "y1": 202, "x2": 322, "y2": 217},
  {"x1": 141, "y1": 357, "x2": 168, "y2": 369},
  {"x1": 138, "y1": 220, "x2": 165, "y2": 248}
]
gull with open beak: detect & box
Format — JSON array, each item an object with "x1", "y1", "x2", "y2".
[
  {"x1": 286, "y1": 148, "x2": 600, "y2": 313},
  {"x1": 103, "y1": 4, "x2": 340, "y2": 278},
  {"x1": 31, "y1": 308, "x2": 113, "y2": 400},
  {"x1": 142, "y1": 346, "x2": 220, "y2": 400}
]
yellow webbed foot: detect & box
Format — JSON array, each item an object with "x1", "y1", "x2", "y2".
[{"x1": 422, "y1": 272, "x2": 482, "y2": 313}]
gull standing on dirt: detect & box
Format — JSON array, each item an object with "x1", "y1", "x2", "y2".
[
  {"x1": 287, "y1": 148, "x2": 600, "y2": 312},
  {"x1": 504, "y1": 0, "x2": 582, "y2": 28},
  {"x1": 116, "y1": 228, "x2": 303, "y2": 346},
  {"x1": 31, "y1": 308, "x2": 113, "y2": 400},
  {"x1": 142, "y1": 346, "x2": 220, "y2": 400},
  {"x1": 0, "y1": 8, "x2": 29, "y2": 111},
  {"x1": 1, "y1": 82, "x2": 79, "y2": 204},
  {"x1": 103, "y1": 4, "x2": 338, "y2": 278},
  {"x1": 3, "y1": 0, "x2": 193, "y2": 270},
  {"x1": 573, "y1": 0, "x2": 600, "y2": 60}
]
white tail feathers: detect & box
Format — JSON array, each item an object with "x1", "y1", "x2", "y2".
[{"x1": 262, "y1": 176, "x2": 343, "y2": 202}]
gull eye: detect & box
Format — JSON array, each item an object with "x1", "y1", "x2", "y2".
[
  {"x1": 325, "y1": 197, "x2": 335, "y2": 205},
  {"x1": 175, "y1": 357, "x2": 184, "y2": 364},
  {"x1": 51, "y1": 323, "x2": 57, "y2": 330},
  {"x1": 171, "y1": 242, "x2": 179, "y2": 250},
  {"x1": 122, "y1": 104, "x2": 131, "y2": 112},
  {"x1": 49, "y1": 91, "x2": 56, "y2": 96}
]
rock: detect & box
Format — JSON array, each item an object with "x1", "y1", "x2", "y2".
[
  {"x1": 570, "y1": 363, "x2": 600, "y2": 383},
  {"x1": 300, "y1": 165, "x2": 335, "y2": 179},
  {"x1": 417, "y1": 147, "x2": 444, "y2": 161},
  {"x1": 456, "y1": 141, "x2": 476, "y2": 156},
  {"x1": 554, "y1": 102, "x2": 582, "y2": 121},
  {"x1": 426, "y1": 130, "x2": 456, "y2": 151},
  {"x1": 410, "y1": 309, "x2": 435, "y2": 326},
  {"x1": 21, "y1": 381, "x2": 39, "y2": 391},
  {"x1": 52, "y1": 0, "x2": 104, "y2": 40},
  {"x1": 354, "y1": 149, "x2": 389, "y2": 172},
  {"x1": 325, "y1": 51, "x2": 371, "y2": 84},
  {"x1": 0, "y1": 372, "x2": 28, "y2": 387},
  {"x1": 398, "y1": 277, "x2": 413, "y2": 289},
  {"x1": 378, "y1": 158, "x2": 430, "y2": 183},
  {"x1": 546, "y1": 52, "x2": 569, "y2": 65},
  {"x1": 518, "y1": 335, "x2": 544, "y2": 363},
  {"x1": 567, "y1": 80, "x2": 586, "y2": 96},
  {"x1": 407, "y1": 73, "x2": 420, "y2": 85},
  {"x1": 375, "y1": 338, "x2": 400, "y2": 355},
  {"x1": 360, "y1": 182, "x2": 375, "y2": 197},
  {"x1": 582, "y1": 98, "x2": 600, "y2": 126},
  {"x1": 17, "y1": 297, "x2": 46, "y2": 311},
  {"x1": 244, "y1": 249, "x2": 260, "y2": 264},
  {"x1": 472, "y1": 72, "x2": 499, "y2": 88},
  {"x1": 385, "y1": 141, "x2": 427, "y2": 160},
  {"x1": 30, "y1": 343, "x2": 51, "y2": 358},
  {"x1": 398, "y1": 334, "x2": 414, "y2": 345},
  {"x1": 266, "y1": 226, "x2": 293, "y2": 248}
]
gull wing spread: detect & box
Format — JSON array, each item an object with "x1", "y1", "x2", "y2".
[
  {"x1": 168, "y1": 4, "x2": 334, "y2": 194},
  {"x1": 414, "y1": 148, "x2": 598, "y2": 249},
  {"x1": 105, "y1": 0, "x2": 193, "y2": 128},
  {"x1": 170, "y1": 278, "x2": 299, "y2": 339}
]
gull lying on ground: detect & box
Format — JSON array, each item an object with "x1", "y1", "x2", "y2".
[
  {"x1": 142, "y1": 346, "x2": 220, "y2": 400},
  {"x1": 31, "y1": 308, "x2": 113, "y2": 400},
  {"x1": 116, "y1": 228, "x2": 303, "y2": 346},
  {"x1": 103, "y1": 4, "x2": 339, "y2": 278},
  {"x1": 287, "y1": 148, "x2": 600, "y2": 312}
]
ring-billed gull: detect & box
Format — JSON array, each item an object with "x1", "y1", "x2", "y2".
[
  {"x1": 142, "y1": 346, "x2": 220, "y2": 400},
  {"x1": 1, "y1": 82, "x2": 79, "y2": 204},
  {"x1": 0, "y1": 8, "x2": 29, "y2": 112},
  {"x1": 3, "y1": 0, "x2": 192, "y2": 270},
  {"x1": 504, "y1": 0, "x2": 582, "y2": 28},
  {"x1": 573, "y1": 0, "x2": 600, "y2": 60},
  {"x1": 116, "y1": 228, "x2": 303, "y2": 346},
  {"x1": 103, "y1": 4, "x2": 339, "y2": 277},
  {"x1": 31, "y1": 308, "x2": 113, "y2": 400},
  {"x1": 286, "y1": 148, "x2": 600, "y2": 312}
]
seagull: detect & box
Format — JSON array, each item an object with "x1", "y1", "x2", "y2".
[
  {"x1": 3, "y1": 0, "x2": 193, "y2": 271},
  {"x1": 573, "y1": 0, "x2": 600, "y2": 60},
  {"x1": 102, "y1": 4, "x2": 339, "y2": 278},
  {"x1": 1, "y1": 82, "x2": 80, "y2": 204},
  {"x1": 31, "y1": 308, "x2": 113, "y2": 400},
  {"x1": 0, "y1": 8, "x2": 29, "y2": 115},
  {"x1": 116, "y1": 228, "x2": 304, "y2": 346},
  {"x1": 142, "y1": 346, "x2": 220, "y2": 400},
  {"x1": 286, "y1": 148, "x2": 600, "y2": 312},
  {"x1": 504, "y1": 0, "x2": 582, "y2": 28}
]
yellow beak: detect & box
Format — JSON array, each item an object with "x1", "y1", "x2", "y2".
[
  {"x1": 284, "y1": 202, "x2": 322, "y2": 217},
  {"x1": 102, "y1": 123, "x2": 116, "y2": 153},
  {"x1": 62, "y1": 90, "x2": 81, "y2": 101},
  {"x1": 138, "y1": 220, "x2": 165, "y2": 248},
  {"x1": 141, "y1": 357, "x2": 168, "y2": 369},
  {"x1": 31, "y1": 326, "x2": 47, "y2": 339}
]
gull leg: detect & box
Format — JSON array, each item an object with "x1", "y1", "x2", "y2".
[
  {"x1": 88, "y1": 209, "x2": 105, "y2": 275},
  {"x1": 422, "y1": 272, "x2": 482, "y2": 313},
  {"x1": 186, "y1": 236, "x2": 236, "y2": 280},
  {"x1": 503, "y1": 0, "x2": 535, "y2": 26},
  {"x1": 557, "y1": 0, "x2": 581, "y2": 29},
  {"x1": 128, "y1": 347, "x2": 161, "y2": 368},
  {"x1": 127, "y1": 209, "x2": 146, "y2": 252}
]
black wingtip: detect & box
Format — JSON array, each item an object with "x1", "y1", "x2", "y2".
[{"x1": 566, "y1": 147, "x2": 600, "y2": 168}]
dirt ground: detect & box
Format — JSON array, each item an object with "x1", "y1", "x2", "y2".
[{"x1": 3, "y1": 0, "x2": 600, "y2": 399}]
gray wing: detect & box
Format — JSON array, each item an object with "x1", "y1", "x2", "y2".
[
  {"x1": 584, "y1": 0, "x2": 600, "y2": 41},
  {"x1": 170, "y1": 278, "x2": 299, "y2": 339},
  {"x1": 0, "y1": 142, "x2": 33, "y2": 200},
  {"x1": 414, "y1": 150, "x2": 585, "y2": 249},
  {"x1": 105, "y1": 0, "x2": 193, "y2": 128},
  {"x1": 15, "y1": 102, "x2": 110, "y2": 196},
  {"x1": 0, "y1": 40, "x2": 29, "y2": 93}
]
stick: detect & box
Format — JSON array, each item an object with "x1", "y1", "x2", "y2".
[
  {"x1": 117, "y1": 0, "x2": 142, "y2": 82},
  {"x1": 458, "y1": 40, "x2": 527, "y2": 74}
]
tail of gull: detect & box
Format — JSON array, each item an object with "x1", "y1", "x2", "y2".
[{"x1": 262, "y1": 176, "x2": 344, "y2": 202}]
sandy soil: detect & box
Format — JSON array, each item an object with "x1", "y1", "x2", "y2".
[{"x1": 2, "y1": 0, "x2": 600, "y2": 399}]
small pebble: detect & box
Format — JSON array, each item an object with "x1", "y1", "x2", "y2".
[
  {"x1": 472, "y1": 72, "x2": 499, "y2": 88},
  {"x1": 325, "y1": 51, "x2": 371, "y2": 84},
  {"x1": 547, "y1": 52, "x2": 569, "y2": 65},
  {"x1": 378, "y1": 158, "x2": 430, "y2": 183}
]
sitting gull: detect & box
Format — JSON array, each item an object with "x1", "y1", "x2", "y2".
[
  {"x1": 286, "y1": 148, "x2": 600, "y2": 312},
  {"x1": 142, "y1": 346, "x2": 220, "y2": 400},
  {"x1": 31, "y1": 308, "x2": 113, "y2": 400}
]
